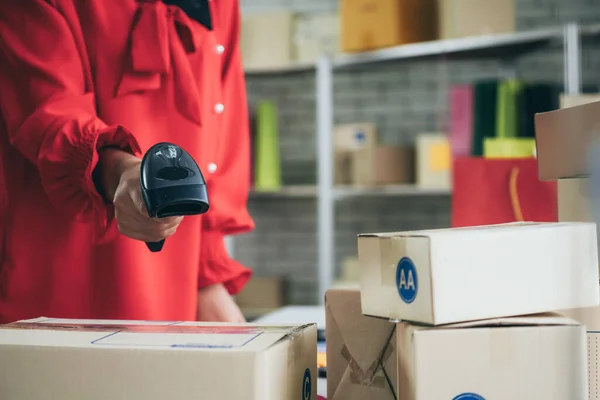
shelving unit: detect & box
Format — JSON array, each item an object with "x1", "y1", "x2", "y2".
[
  {"x1": 244, "y1": 22, "x2": 600, "y2": 304},
  {"x1": 249, "y1": 184, "x2": 450, "y2": 198}
]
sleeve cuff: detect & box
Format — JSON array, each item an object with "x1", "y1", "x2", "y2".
[
  {"x1": 38, "y1": 121, "x2": 141, "y2": 241},
  {"x1": 198, "y1": 230, "x2": 252, "y2": 295}
]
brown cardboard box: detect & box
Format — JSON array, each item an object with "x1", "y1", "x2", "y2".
[
  {"x1": 241, "y1": 12, "x2": 295, "y2": 70},
  {"x1": 534, "y1": 95, "x2": 600, "y2": 180},
  {"x1": 326, "y1": 288, "x2": 588, "y2": 400},
  {"x1": 415, "y1": 133, "x2": 451, "y2": 188},
  {"x1": 340, "y1": 0, "x2": 437, "y2": 53},
  {"x1": 358, "y1": 222, "x2": 599, "y2": 325},
  {"x1": 439, "y1": 0, "x2": 515, "y2": 39},
  {"x1": 557, "y1": 306, "x2": 600, "y2": 399},
  {"x1": 334, "y1": 123, "x2": 378, "y2": 184},
  {"x1": 0, "y1": 317, "x2": 317, "y2": 400},
  {"x1": 548, "y1": 95, "x2": 600, "y2": 272},
  {"x1": 236, "y1": 277, "x2": 285, "y2": 319},
  {"x1": 351, "y1": 145, "x2": 414, "y2": 186}
]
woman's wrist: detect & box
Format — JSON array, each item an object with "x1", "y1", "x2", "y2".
[{"x1": 97, "y1": 148, "x2": 140, "y2": 202}]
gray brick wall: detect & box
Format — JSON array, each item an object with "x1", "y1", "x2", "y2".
[{"x1": 234, "y1": 0, "x2": 600, "y2": 305}]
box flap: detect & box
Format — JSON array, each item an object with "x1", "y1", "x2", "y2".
[
  {"x1": 418, "y1": 313, "x2": 580, "y2": 330},
  {"x1": 0, "y1": 317, "x2": 313, "y2": 352},
  {"x1": 358, "y1": 222, "x2": 554, "y2": 238},
  {"x1": 325, "y1": 288, "x2": 397, "y2": 400},
  {"x1": 557, "y1": 306, "x2": 600, "y2": 331},
  {"x1": 535, "y1": 100, "x2": 600, "y2": 180}
]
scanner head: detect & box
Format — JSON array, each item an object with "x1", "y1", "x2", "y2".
[{"x1": 140, "y1": 142, "x2": 209, "y2": 218}]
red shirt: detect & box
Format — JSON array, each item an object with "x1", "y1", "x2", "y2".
[{"x1": 0, "y1": 0, "x2": 254, "y2": 323}]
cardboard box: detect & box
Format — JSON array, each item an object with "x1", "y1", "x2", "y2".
[
  {"x1": 340, "y1": 0, "x2": 437, "y2": 53},
  {"x1": 293, "y1": 13, "x2": 340, "y2": 63},
  {"x1": 535, "y1": 96, "x2": 600, "y2": 180},
  {"x1": 439, "y1": 0, "x2": 515, "y2": 39},
  {"x1": 358, "y1": 222, "x2": 600, "y2": 325},
  {"x1": 0, "y1": 317, "x2": 317, "y2": 400},
  {"x1": 351, "y1": 145, "x2": 414, "y2": 186},
  {"x1": 415, "y1": 133, "x2": 451, "y2": 188},
  {"x1": 557, "y1": 306, "x2": 600, "y2": 399},
  {"x1": 241, "y1": 12, "x2": 295, "y2": 70},
  {"x1": 550, "y1": 96, "x2": 600, "y2": 272},
  {"x1": 334, "y1": 123, "x2": 378, "y2": 185},
  {"x1": 326, "y1": 288, "x2": 588, "y2": 400},
  {"x1": 236, "y1": 277, "x2": 285, "y2": 319}
]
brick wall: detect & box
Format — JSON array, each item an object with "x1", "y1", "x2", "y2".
[{"x1": 234, "y1": 0, "x2": 600, "y2": 305}]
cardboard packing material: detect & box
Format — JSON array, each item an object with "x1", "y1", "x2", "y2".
[
  {"x1": 358, "y1": 222, "x2": 600, "y2": 325},
  {"x1": 326, "y1": 288, "x2": 588, "y2": 400},
  {"x1": 351, "y1": 145, "x2": 414, "y2": 186},
  {"x1": 535, "y1": 96, "x2": 600, "y2": 180},
  {"x1": 235, "y1": 276, "x2": 285, "y2": 319},
  {"x1": 438, "y1": 0, "x2": 515, "y2": 39},
  {"x1": 415, "y1": 133, "x2": 451, "y2": 188},
  {"x1": 293, "y1": 13, "x2": 340, "y2": 63},
  {"x1": 241, "y1": 12, "x2": 295, "y2": 70},
  {"x1": 334, "y1": 123, "x2": 378, "y2": 185},
  {"x1": 557, "y1": 306, "x2": 600, "y2": 399},
  {"x1": 340, "y1": 0, "x2": 437, "y2": 53},
  {"x1": 0, "y1": 317, "x2": 317, "y2": 400}
]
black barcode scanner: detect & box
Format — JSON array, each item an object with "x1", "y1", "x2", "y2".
[{"x1": 140, "y1": 142, "x2": 209, "y2": 252}]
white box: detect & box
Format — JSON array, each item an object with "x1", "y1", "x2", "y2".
[{"x1": 358, "y1": 222, "x2": 600, "y2": 325}]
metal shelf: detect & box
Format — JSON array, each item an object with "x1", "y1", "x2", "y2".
[
  {"x1": 243, "y1": 24, "x2": 600, "y2": 76},
  {"x1": 244, "y1": 62, "x2": 315, "y2": 75},
  {"x1": 334, "y1": 184, "x2": 451, "y2": 199},
  {"x1": 249, "y1": 185, "x2": 452, "y2": 199},
  {"x1": 249, "y1": 185, "x2": 317, "y2": 198},
  {"x1": 333, "y1": 27, "x2": 563, "y2": 69},
  {"x1": 242, "y1": 23, "x2": 598, "y2": 305}
]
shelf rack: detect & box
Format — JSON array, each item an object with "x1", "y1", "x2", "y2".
[{"x1": 244, "y1": 23, "x2": 600, "y2": 304}]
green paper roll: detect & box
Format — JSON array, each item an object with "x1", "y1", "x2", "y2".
[
  {"x1": 254, "y1": 100, "x2": 282, "y2": 191},
  {"x1": 496, "y1": 80, "x2": 523, "y2": 138}
]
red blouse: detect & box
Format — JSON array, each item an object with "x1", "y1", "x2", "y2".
[{"x1": 0, "y1": 0, "x2": 254, "y2": 323}]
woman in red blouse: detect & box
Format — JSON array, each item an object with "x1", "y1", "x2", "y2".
[{"x1": 0, "y1": 0, "x2": 255, "y2": 323}]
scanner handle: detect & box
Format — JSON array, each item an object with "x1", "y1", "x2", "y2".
[{"x1": 146, "y1": 240, "x2": 165, "y2": 252}]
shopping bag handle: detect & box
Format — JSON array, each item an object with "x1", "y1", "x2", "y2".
[{"x1": 509, "y1": 166, "x2": 524, "y2": 221}]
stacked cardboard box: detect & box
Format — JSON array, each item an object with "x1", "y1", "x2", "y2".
[
  {"x1": 241, "y1": 11, "x2": 341, "y2": 69},
  {"x1": 535, "y1": 95, "x2": 600, "y2": 398},
  {"x1": 334, "y1": 123, "x2": 414, "y2": 186},
  {"x1": 326, "y1": 222, "x2": 600, "y2": 399}
]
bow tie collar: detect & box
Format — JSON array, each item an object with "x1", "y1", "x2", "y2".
[{"x1": 116, "y1": 0, "x2": 211, "y2": 126}]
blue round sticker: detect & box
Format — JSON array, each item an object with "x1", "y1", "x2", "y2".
[
  {"x1": 354, "y1": 131, "x2": 366, "y2": 142},
  {"x1": 453, "y1": 393, "x2": 485, "y2": 400},
  {"x1": 302, "y1": 368, "x2": 312, "y2": 400},
  {"x1": 396, "y1": 257, "x2": 418, "y2": 304}
]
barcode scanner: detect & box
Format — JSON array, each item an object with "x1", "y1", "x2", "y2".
[{"x1": 140, "y1": 142, "x2": 209, "y2": 252}]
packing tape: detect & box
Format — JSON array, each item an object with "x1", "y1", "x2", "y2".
[
  {"x1": 287, "y1": 325, "x2": 307, "y2": 367},
  {"x1": 382, "y1": 238, "x2": 407, "y2": 321},
  {"x1": 340, "y1": 325, "x2": 397, "y2": 395},
  {"x1": 0, "y1": 321, "x2": 311, "y2": 334},
  {"x1": 380, "y1": 237, "x2": 397, "y2": 288},
  {"x1": 341, "y1": 345, "x2": 386, "y2": 389}
]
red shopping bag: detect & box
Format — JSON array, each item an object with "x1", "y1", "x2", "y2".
[{"x1": 452, "y1": 157, "x2": 557, "y2": 227}]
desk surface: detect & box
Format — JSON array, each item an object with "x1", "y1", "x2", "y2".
[
  {"x1": 318, "y1": 377, "x2": 327, "y2": 398},
  {"x1": 253, "y1": 305, "x2": 326, "y2": 331}
]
